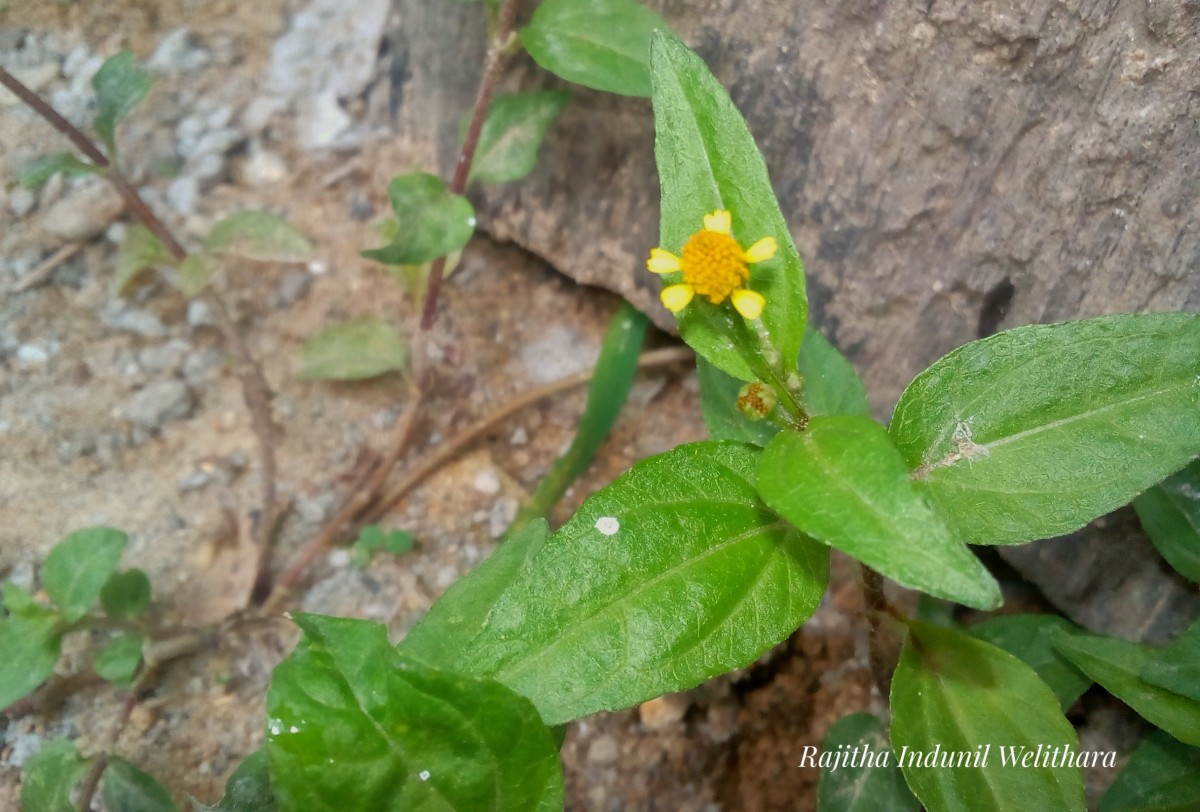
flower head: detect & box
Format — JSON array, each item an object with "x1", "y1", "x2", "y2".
[{"x1": 646, "y1": 210, "x2": 776, "y2": 320}]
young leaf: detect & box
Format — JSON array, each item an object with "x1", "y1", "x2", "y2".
[
  {"x1": 113, "y1": 225, "x2": 171, "y2": 298},
  {"x1": 0, "y1": 586, "x2": 63, "y2": 709},
  {"x1": 970, "y1": 614, "x2": 1092, "y2": 710},
  {"x1": 757, "y1": 416, "x2": 1001, "y2": 610},
  {"x1": 17, "y1": 152, "x2": 97, "y2": 189},
  {"x1": 650, "y1": 31, "x2": 807, "y2": 385},
  {"x1": 175, "y1": 253, "x2": 222, "y2": 298},
  {"x1": 20, "y1": 739, "x2": 93, "y2": 812},
  {"x1": 1052, "y1": 631, "x2": 1200, "y2": 747},
  {"x1": 520, "y1": 0, "x2": 667, "y2": 97},
  {"x1": 1133, "y1": 460, "x2": 1200, "y2": 582},
  {"x1": 101, "y1": 569, "x2": 152, "y2": 618},
  {"x1": 400, "y1": 519, "x2": 550, "y2": 664},
  {"x1": 891, "y1": 620, "x2": 1086, "y2": 812},
  {"x1": 203, "y1": 212, "x2": 314, "y2": 263},
  {"x1": 349, "y1": 525, "x2": 414, "y2": 568},
  {"x1": 94, "y1": 632, "x2": 144, "y2": 685},
  {"x1": 190, "y1": 750, "x2": 276, "y2": 812},
  {"x1": 816, "y1": 713, "x2": 918, "y2": 812},
  {"x1": 890, "y1": 313, "x2": 1200, "y2": 545},
  {"x1": 42, "y1": 526, "x2": 128, "y2": 623},
  {"x1": 361, "y1": 173, "x2": 475, "y2": 266},
  {"x1": 297, "y1": 319, "x2": 408, "y2": 381},
  {"x1": 102, "y1": 756, "x2": 179, "y2": 812},
  {"x1": 798, "y1": 328, "x2": 870, "y2": 418},
  {"x1": 469, "y1": 90, "x2": 571, "y2": 183},
  {"x1": 92, "y1": 51, "x2": 155, "y2": 151},
  {"x1": 1099, "y1": 730, "x2": 1200, "y2": 812},
  {"x1": 1141, "y1": 617, "x2": 1200, "y2": 702},
  {"x1": 267, "y1": 614, "x2": 563, "y2": 812},
  {"x1": 404, "y1": 441, "x2": 829, "y2": 725}
]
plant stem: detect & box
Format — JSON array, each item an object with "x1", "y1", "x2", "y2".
[
  {"x1": 3, "y1": 66, "x2": 282, "y2": 592},
  {"x1": 860, "y1": 564, "x2": 897, "y2": 700},
  {"x1": 419, "y1": 0, "x2": 520, "y2": 330}
]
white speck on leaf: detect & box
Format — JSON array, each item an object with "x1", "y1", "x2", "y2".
[
  {"x1": 595, "y1": 516, "x2": 620, "y2": 536},
  {"x1": 419, "y1": 770, "x2": 431, "y2": 781}
]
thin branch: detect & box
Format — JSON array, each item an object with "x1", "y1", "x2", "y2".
[
  {"x1": 13, "y1": 244, "x2": 82, "y2": 293},
  {"x1": 4, "y1": 66, "x2": 282, "y2": 594},
  {"x1": 419, "y1": 0, "x2": 521, "y2": 329},
  {"x1": 262, "y1": 390, "x2": 424, "y2": 610},
  {"x1": 367, "y1": 346, "x2": 692, "y2": 524}
]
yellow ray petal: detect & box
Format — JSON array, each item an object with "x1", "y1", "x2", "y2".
[
  {"x1": 703, "y1": 210, "x2": 732, "y2": 234},
  {"x1": 646, "y1": 248, "x2": 682, "y2": 274},
  {"x1": 732, "y1": 288, "x2": 765, "y2": 320},
  {"x1": 743, "y1": 237, "x2": 777, "y2": 264},
  {"x1": 660, "y1": 283, "x2": 696, "y2": 312}
]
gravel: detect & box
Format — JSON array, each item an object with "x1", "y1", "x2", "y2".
[{"x1": 126, "y1": 380, "x2": 196, "y2": 430}]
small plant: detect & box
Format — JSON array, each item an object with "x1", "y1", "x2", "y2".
[{"x1": 4, "y1": 1, "x2": 1199, "y2": 810}]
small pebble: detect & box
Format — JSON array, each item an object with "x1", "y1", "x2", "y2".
[
  {"x1": 105, "y1": 307, "x2": 167, "y2": 338},
  {"x1": 586, "y1": 734, "x2": 619, "y2": 765},
  {"x1": 275, "y1": 268, "x2": 312, "y2": 308},
  {"x1": 8, "y1": 187, "x2": 36, "y2": 218},
  {"x1": 638, "y1": 695, "x2": 689, "y2": 730},
  {"x1": 39, "y1": 182, "x2": 125, "y2": 242},
  {"x1": 126, "y1": 380, "x2": 195, "y2": 430},
  {"x1": 472, "y1": 468, "x2": 501, "y2": 495},
  {"x1": 166, "y1": 176, "x2": 199, "y2": 216},
  {"x1": 16, "y1": 344, "x2": 50, "y2": 365}
]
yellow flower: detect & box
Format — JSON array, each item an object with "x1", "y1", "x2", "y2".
[{"x1": 646, "y1": 210, "x2": 775, "y2": 320}]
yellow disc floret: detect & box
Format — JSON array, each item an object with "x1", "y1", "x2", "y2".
[
  {"x1": 680, "y1": 229, "x2": 749, "y2": 304},
  {"x1": 645, "y1": 209, "x2": 775, "y2": 320}
]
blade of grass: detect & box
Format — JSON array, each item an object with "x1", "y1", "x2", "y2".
[{"x1": 505, "y1": 302, "x2": 649, "y2": 535}]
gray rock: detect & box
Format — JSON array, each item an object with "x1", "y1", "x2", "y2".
[
  {"x1": 137, "y1": 339, "x2": 190, "y2": 372},
  {"x1": 241, "y1": 145, "x2": 288, "y2": 186},
  {"x1": 39, "y1": 181, "x2": 125, "y2": 243},
  {"x1": 15, "y1": 344, "x2": 50, "y2": 365},
  {"x1": 240, "y1": 97, "x2": 286, "y2": 137},
  {"x1": 267, "y1": 0, "x2": 390, "y2": 101},
  {"x1": 5, "y1": 561, "x2": 36, "y2": 592},
  {"x1": 166, "y1": 175, "x2": 199, "y2": 216},
  {"x1": 182, "y1": 347, "x2": 223, "y2": 383},
  {"x1": 190, "y1": 152, "x2": 225, "y2": 182},
  {"x1": 8, "y1": 187, "x2": 36, "y2": 219},
  {"x1": 126, "y1": 380, "x2": 195, "y2": 430},
  {"x1": 296, "y1": 90, "x2": 351, "y2": 150},
  {"x1": 148, "y1": 28, "x2": 210, "y2": 74},
  {"x1": 275, "y1": 268, "x2": 312, "y2": 307},
  {"x1": 189, "y1": 128, "x2": 242, "y2": 162},
  {"x1": 104, "y1": 307, "x2": 166, "y2": 338},
  {"x1": 186, "y1": 300, "x2": 214, "y2": 327}
]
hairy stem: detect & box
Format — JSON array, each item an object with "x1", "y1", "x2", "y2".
[
  {"x1": 3, "y1": 66, "x2": 282, "y2": 594},
  {"x1": 860, "y1": 564, "x2": 898, "y2": 700},
  {"x1": 419, "y1": 0, "x2": 520, "y2": 329}
]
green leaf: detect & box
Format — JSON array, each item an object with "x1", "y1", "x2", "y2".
[
  {"x1": 100, "y1": 568, "x2": 152, "y2": 618},
  {"x1": 890, "y1": 313, "x2": 1200, "y2": 545},
  {"x1": 94, "y1": 632, "x2": 144, "y2": 685},
  {"x1": 349, "y1": 525, "x2": 415, "y2": 567},
  {"x1": 404, "y1": 441, "x2": 829, "y2": 725},
  {"x1": 113, "y1": 225, "x2": 171, "y2": 298},
  {"x1": 1053, "y1": 631, "x2": 1200, "y2": 747},
  {"x1": 1141, "y1": 618, "x2": 1200, "y2": 702},
  {"x1": 650, "y1": 31, "x2": 807, "y2": 385},
  {"x1": 297, "y1": 319, "x2": 408, "y2": 381},
  {"x1": 42, "y1": 526, "x2": 128, "y2": 623},
  {"x1": 757, "y1": 416, "x2": 1001, "y2": 610},
  {"x1": 175, "y1": 253, "x2": 223, "y2": 298},
  {"x1": 1100, "y1": 731, "x2": 1200, "y2": 812},
  {"x1": 891, "y1": 620, "x2": 1085, "y2": 812},
  {"x1": 266, "y1": 614, "x2": 563, "y2": 812},
  {"x1": 698, "y1": 326, "x2": 868, "y2": 447},
  {"x1": 469, "y1": 90, "x2": 571, "y2": 183},
  {"x1": 0, "y1": 588, "x2": 63, "y2": 709},
  {"x1": 102, "y1": 756, "x2": 179, "y2": 812},
  {"x1": 204, "y1": 212, "x2": 314, "y2": 263},
  {"x1": 361, "y1": 173, "x2": 475, "y2": 266},
  {"x1": 1133, "y1": 460, "x2": 1200, "y2": 582},
  {"x1": 17, "y1": 152, "x2": 97, "y2": 189},
  {"x1": 798, "y1": 328, "x2": 870, "y2": 418},
  {"x1": 20, "y1": 739, "x2": 93, "y2": 812},
  {"x1": 190, "y1": 750, "x2": 276, "y2": 812},
  {"x1": 520, "y1": 0, "x2": 667, "y2": 97},
  {"x1": 816, "y1": 713, "x2": 918, "y2": 812},
  {"x1": 970, "y1": 614, "x2": 1092, "y2": 710},
  {"x1": 400, "y1": 520, "x2": 550, "y2": 664},
  {"x1": 92, "y1": 51, "x2": 154, "y2": 151},
  {"x1": 507, "y1": 303, "x2": 648, "y2": 535}
]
